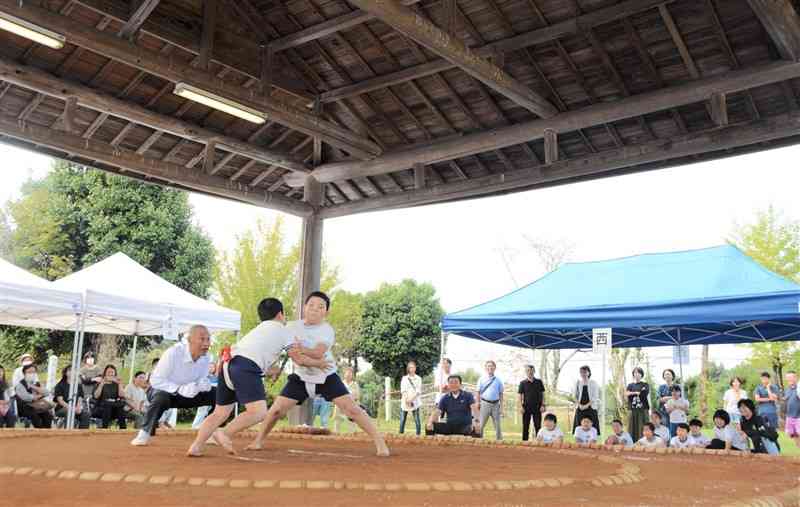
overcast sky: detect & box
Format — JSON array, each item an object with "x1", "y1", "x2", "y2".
[{"x1": 3, "y1": 142, "x2": 800, "y2": 391}]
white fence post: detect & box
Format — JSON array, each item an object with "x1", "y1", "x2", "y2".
[{"x1": 385, "y1": 377, "x2": 392, "y2": 422}]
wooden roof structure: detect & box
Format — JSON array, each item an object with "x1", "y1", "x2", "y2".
[{"x1": 2, "y1": 0, "x2": 800, "y2": 221}]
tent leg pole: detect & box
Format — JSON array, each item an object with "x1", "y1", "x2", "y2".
[
  {"x1": 601, "y1": 346, "x2": 607, "y2": 437},
  {"x1": 129, "y1": 335, "x2": 139, "y2": 384},
  {"x1": 66, "y1": 314, "x2": 81, "y2": 430}
]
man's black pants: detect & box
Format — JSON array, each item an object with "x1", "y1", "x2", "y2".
[
  {"x1": 141, "y1": 388, "x2": 216, "y2": 436},
  {"x1": 425, "y1": 421, "x2": 476, "y2": 437},
  {"x1": 521, "y1": 407, "x2": 542, "y2": 441}
]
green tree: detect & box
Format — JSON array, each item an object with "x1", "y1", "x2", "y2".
[
  {"x1": 328, "y1": 291, "x2": 364, "y2": 370},
  {"x1": 3, "y1": 162, "x2": 215, "y2": 360},
  {"x1": 359, "y1": 280, "x2": 444, "y2": 384},
  {"x1": 730, "y1": 206, "x2": 800, "y2": 387},
  {"x1": 213, "y1": 218, "x2": 339, "y2": 353}
]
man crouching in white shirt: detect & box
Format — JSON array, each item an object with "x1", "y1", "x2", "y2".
[
  {"x1": 186, "y1": 297, "x2": 330, "y2": 456},
  {"x1": 246, "y1": 291, "x2": 390, "y2": 457},
  {"x1": 130, "y1": 325, "x2": 215, "y2": 446}
]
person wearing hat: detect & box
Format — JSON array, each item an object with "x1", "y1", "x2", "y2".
[
  {"x1": 79, "y1": 351, "x2": 103, "y2": 399},
  {"x1": 12, "y1": 353, "x2": 38, "y2": 388}
]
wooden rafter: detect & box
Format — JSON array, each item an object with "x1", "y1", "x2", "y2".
[
  {"x1": 319, "y1": 0, "x2": 671, "y2": 104},
  {"x1": 306, "y1": 60, "x2": 800, "y2": 183},
  {"x1": 320, "y1": 111, "x2": 800, "y2": 218},
  {"x1": 0, "y1": 0, "x2": 381, "y2": 159},
  {"x1": 344, "y1": 0, "x2": 558, "y2": 118},
  {"x1": 118, "y1": 0, "x2": 161, "y2": 39},
  {"x1": 746, "y1": 0, "x2": 800, "y2": 61}
]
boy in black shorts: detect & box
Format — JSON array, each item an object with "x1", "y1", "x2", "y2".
[
  {"x1": 247, "y1": 292, "x2": 390, "y2": 457},
  {"x1": 186, "y1": 298, "x2": 329, "y2": 457}
]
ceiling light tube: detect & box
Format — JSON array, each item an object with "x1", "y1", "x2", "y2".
[
  {"x1": 0, "y1": 11, "x2": 65, "y2": 49},
  {"x1": 173, "y1": 83, "x2": 267, "y2": 124}
]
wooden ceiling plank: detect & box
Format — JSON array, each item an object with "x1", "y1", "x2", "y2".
[{"x1": 745, "y1": 0, "x2": 800, "y2": 61}]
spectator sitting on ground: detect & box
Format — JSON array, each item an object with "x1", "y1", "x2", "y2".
[
  {"x1": 573, "y1": 415, "x2": 598, "y2": 444},
  {"x1": 754, "y1": 371, "x2": 780, "y2": 430},
  {"x1": 665, "y1": 385, "x2": 689, "y2": 438},
  {"x1": 536, "y1": 413, "x2": 564, "y2": 444},
  {"x1": 124, "y1": 371, "x2": 149, "y2": 429},
  {"x1": 605, "y1": 419, "x2": 633, "y2": 446},
  {"x1": 425, "y1": 375, "x2": 479, "y2": 436},
  {"x1": 636, "y1": 423, "x2": 666, "y2": 448},
  {"x1": 54, "y1": 365, "x2": 90, "y2": 429},
  {"x1": 738, "y1": 398, "x2": 780, "y2": 455},
  {"x1": 93, "y1": 364, "x2": 127, "y2": 429},
  {"x1": 14, "y1": 364, "x2": 53, "y2": 428},
  {"x1": 708, "y1": 409, "x2": 747, "y2": 451},
  {"x1": 650, "y1": 411, "x2": 671, "y2": 445},
  {"x1": 688, "y1": 418, "x2": 711, "y2": 448},
  {"x1": 0, "y1": 365, "x2": 17, "y2": 428},
  {"x1": 669, "y1": 423, "x2": 693, "y2": 449}
]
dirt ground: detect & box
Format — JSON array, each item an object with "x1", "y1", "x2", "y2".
[{"x1": 1, "y1": 431, "x2": 798, "y2": 506}]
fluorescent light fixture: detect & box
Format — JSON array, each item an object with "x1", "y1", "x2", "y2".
[
  {"x1": 0, "y1": 11, "x2": 65, "y2": 49},
  {"x1": 174, "y1": 83, "x2": 267, "y2": 124}
]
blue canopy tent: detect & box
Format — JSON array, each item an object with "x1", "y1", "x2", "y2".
[{"x1": 442, "y1": 245, "x2": 800, "y2": 350}]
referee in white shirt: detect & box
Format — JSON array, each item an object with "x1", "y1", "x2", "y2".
[{"x1": 131, "y1": 325, "x2": 216, "y2": 446}]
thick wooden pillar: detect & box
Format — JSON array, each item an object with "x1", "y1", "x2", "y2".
[{"x1": 289, "y1": 177, "x2": 324, "y2": 426}]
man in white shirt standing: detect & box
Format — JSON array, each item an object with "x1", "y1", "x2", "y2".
[
  {"x1": 477, "y1": 360, "x2": 504, "y2": 440},
  {"x1": 247, "y1": 291, "x2": 390, "y2": 457},
  {"x1": 130, "y1": 325, "x2": 215, "y2": 446},
  {"x1": 187, "y1": 298, "x2": 330, "y2": 456}
]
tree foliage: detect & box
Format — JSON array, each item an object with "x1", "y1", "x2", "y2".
[
  {"x1": 730, "y1": 206, "x2": 800, "y2": 386},
  {"x1": 213, "y1": 218, "x2": 339, "y2": 353},
  {"x1": 328, "y1": 290, "x2": 364, "y2": 370},
  {"x1": 2, "y1": 162, "x2": 215, "y2": 360},
  {"x1": 359, "y1": 280, "x2": 444, "y2": 384}
]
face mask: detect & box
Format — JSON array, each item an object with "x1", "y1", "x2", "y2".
[{"x1": 24, "y1": 374, "x2": 35, "y2": 383}]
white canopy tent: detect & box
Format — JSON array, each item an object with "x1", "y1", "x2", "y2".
[
  {"x1": 0, "y1": 257, "x2": 82, "y2": 330},
  {"x1": 50, "y1": 252, "x2": 240, "y2": 428}
]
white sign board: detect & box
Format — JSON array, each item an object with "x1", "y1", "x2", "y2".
[
  {"x1": 592, "y1": 328, "x2": 612, "y2": 354},
  {"x1": 672, "y1": 345, "x2": 690, "y2": 365}
]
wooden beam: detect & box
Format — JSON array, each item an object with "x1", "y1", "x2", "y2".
[
  {"x1": 308, "y1": 60, "x2": 800, "y2": 183},
  {"x1": 319, "y1": 0, "x2": 672, "y2": 104},
  {"x1": 74, "y1": 0, "x2": 311, "y2": 102},
  {"x1": 544, "y1": 129, "x2": 558, "y2": 164},
  {"x1": 199, "y1": 0, "x2": 217, "y2": 71},
  {"x1": 710, "y1": 92, "x2": 728, "y2": 126},
  {"x1": 345, "y1": 0, "x2": 557, "y2": 118},
  {"x1": 118, "y1": 0, "x2": 161, "y2": 39},
  {"x1": 659, "y1": 4, "x2": 699, "y2": 79},
  {"x1": 319, "y1": 111, "x2": 800, "y2": 218},
  {"x1": 0, "y1": 56, "x2": 310, "y2": 173},
  {"x1": 414, "y1": 162, "x2": 426, "y2": 189},
  {"x1": 202, "y1": 140, "x2": 216, "y2": 174},
  {"x1": 0, "y1": 115, "x2": 313, "y2": 216},
  {"x1": 62, "y1": 96, "x2": 79, "y2": 133},
  {"x1": 268, "y1": 0, "x2": 422, "y2": 52},
  {"x1": 0, "y1": 0, "x2": 381, "y2": 159},
  {"x1": 746, "y1": 0, "x2": 800, "y2": 61}
]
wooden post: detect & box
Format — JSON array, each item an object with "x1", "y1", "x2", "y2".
[
  {"x1": 413, "y1": 162, "x2": 426, "y2": 189},
  {"x1": 62, "y1": 96, "x2": 78, "y2": 133},
  {"x1": 710, "y1": 92, "x2": 728, "y2": 126},
  {"x1": 202, "y1": 139, "x2": 216, "y2": 174},
  {"x1": 385, "y1": 377, "x2": 392, "y2": 422},
  {"x1": 199, "y1": 0, "x2": 217, "y2": 70},
  {"x1": 261, "y1": 44, "x2": 274, "y2": 96},
  {"x1": 544, "y1": 128, "x2": 558, "y2": 164}
]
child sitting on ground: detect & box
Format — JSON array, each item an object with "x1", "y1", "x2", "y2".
[
  {"x1": 669, "y1": 423, "x2": 693, "y2": 449},
  {"x1": 605, "y1": 419, "x2": 633, "y2": 446},
  {"x1": 636, "y1": 422, "x2": 666, "y2": 448},
  {"x1": 708, "y1": 409, "x2": 747, "y2": 451},
  {"x1": 536, "y1": 413, "x2": 564, "y2": 444},
  {"x1": 650, "y1": 411, "x2": 671, "y2": 445},
  {"x1": 688, "y1": 418, "x2": 711, "y2": 448},
  {"x1": 573, "y1": 415, "x2": 598, "y2": 444}
]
